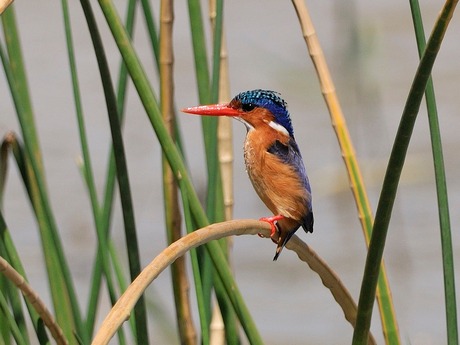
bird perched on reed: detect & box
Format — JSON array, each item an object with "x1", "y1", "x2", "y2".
[{"x1": 182, "y1": 89, "x2": 313, "y2": 260}]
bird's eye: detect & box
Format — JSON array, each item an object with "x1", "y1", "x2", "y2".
[{"x1": 241, "y1": 103, "x2": 256, "y2": 112}]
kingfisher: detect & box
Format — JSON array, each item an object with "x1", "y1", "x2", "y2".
[{"x1": 182, "y1": 89, "x2": 313, "y2": 260}]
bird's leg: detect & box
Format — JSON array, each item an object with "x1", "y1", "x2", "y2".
[{"x1": 258, "y1": 215, "x2": 285, "y2": 242}]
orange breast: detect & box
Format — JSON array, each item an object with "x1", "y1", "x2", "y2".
[{"x1": 243, "y1": 126, "x2": 309, "y2": 224}]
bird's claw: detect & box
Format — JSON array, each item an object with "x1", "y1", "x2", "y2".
[{"x1": 258, "y1": 215, "x2": 284, "y2": 241}]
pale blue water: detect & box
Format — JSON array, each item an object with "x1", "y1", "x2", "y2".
[{"x1": 1, "y1": 1, "x2": 459, "y2": 344}]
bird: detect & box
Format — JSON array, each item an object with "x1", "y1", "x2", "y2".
[{"x1": 182, "y1": 89, "x2": 313, "y2": 260}]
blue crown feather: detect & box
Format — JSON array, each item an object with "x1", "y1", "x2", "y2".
[{"x1": 233, "y1": 89, "x2": 295, "y2": 137}]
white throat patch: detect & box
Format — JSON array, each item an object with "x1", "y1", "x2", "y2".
[
  {"x1": 236, "y1": 117, "x2": 255, "y2": 131},
  {"x1": 268, "y1": 121, "x2": 289, "y2": 136}
]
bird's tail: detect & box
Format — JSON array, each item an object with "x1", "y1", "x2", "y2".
[{"x1": 273, "y1": 230, "x2": 295, "y2": 261}]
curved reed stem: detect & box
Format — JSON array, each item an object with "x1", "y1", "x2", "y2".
[
  {"x1": 0, "y1": 256, "x2": 68, "y2": 345},
  {"x1": 286, "y1": 236, "x2": 376, "y2": 345},
  {"x1": 92, "y1": 219, "x2": 375, "y2": 345}
]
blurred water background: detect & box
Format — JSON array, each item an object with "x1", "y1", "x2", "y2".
[{"x1": 1, "y1": 1, "x2": 460, "y2": 344}]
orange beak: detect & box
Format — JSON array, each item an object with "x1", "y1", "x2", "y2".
[{"x1": 181, "y1": 103, "x2": 241, "y2": 117}]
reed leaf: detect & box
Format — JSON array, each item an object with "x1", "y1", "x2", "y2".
[
  {"x1": 0, "y1": 132, "x2": 78, "y2": 344},
  {"x1": 84, "y1": 0, "x2": 137, "y2": 337},
  {"x1": 139, "y1": 0, "x2": 160, "y2": 72},
  {"x1": 0, "y1": 136, "x2": 8, "y2": 208},
  {"x1": 207, "y1": 2, "x2": 239, "y2": 343},
  {"x1": 210, "y1": 3, "x2": 235, "y2": 342},
  {"x1": 0, "y1": 166, "x2": 49, "y2": 344},
  {"x1": 352, "y1": 1, "x2": 458, "y2": 343},
  {"x1": 0, "y1": 290, "x2": 27, "y2": 345},
  {"x1": 409, "y1": 1, "x2": 458, "y2": 343},
  {"x1": 187, "y1": 0, "x2": 210, "y2": 104},
  {"x1": 0, "y1": 6, "x2": 42, "y2": 174},
  {"x1": 180, "y1": 189, "x2": 209, "y2": 345},
  {"x1": 59, "y1": 2, "x2": 123, "y2": 341},
  {"x1": 0, "y1": 247, "x2": 28, "y2": 344},
  {"x1": 186, "y1": 2, "x2": 218, "y2": 326},
  {"x1": 78, "y1": 0, "x2": 149, "y2": 343},
  {"x1": 0, "y1": 212, "x2": 67, "y2": 345},
  {"x1": 1, "y1": 14, "x2": 84, "y2": 343},
  {"x1": 206, "y1": 0, "x2": 225, "y2": 225},
  {"x1": 0, "y1": 275, "x2": 9, "y2": 345},
  {"x1": 0, "y1": 147, "x2": 26, "y2": 345},
  {"x1": 187, "y1": 0, "x2": 224, "y2": 222}
]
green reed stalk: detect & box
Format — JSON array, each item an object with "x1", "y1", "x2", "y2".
[
  {"x1": 83, "y1": 0, "x2": 138, "y2": 340},
  {"x1": 187, "y1": 0, "x2": 211, "y2": 104},
  {"x1": 0, "y1": 8, "x2": 41, "y2": 173},
  {"x1": 0, "y1": 140, "x2": 30, "y2": 343},
  {"x1": 0, "y1": 143, "x2": 6, "y2": 209},
  {"x1": 208, "y1": 2, "x2": 239, "y2": 343},
  {"x1": 59, "y1": 1, "x2": 124, "y2": 340},
  {"x1": 0, "y1": 290, "x2": 27, "y2": 345},
  {"x1": 1, "y1": 12, "x2": 85, "y2": 343},
  {"x1": 0, "y1": 189, "x2": 49, "y2": 344},
  {"x1": 207, "y1": 0, "x2": 225, "y2": 224},
  {"x1": 140, "y1": 0, "x2": 159, "y2": 71},
  {"x1": 84, "y1": 0, "x2": 137, "y2": 338},
  {"x1": 409, "y1": 1, "x2": 458, "y2": 343},
  {"x1": 79, "y1": 0, "x2": 149, "y2": 343},
  {"x1": 352, "y1": 1, "x2": 458, "y2": 343},
  {"x1": 187, "y1": 0, "x2": 224, "y2": 222},
  {"x1": 189, "y1": 1, "x2": 238, "y2": 341},
  {"x1": 210, "y1": 0, "x2": 223, "y2": 104},
  {"x1": 187, "y1": 2, "x2": 235, "y2": 341},
  {"x1": 186, "y1": 1, "x2": 215, "y2": 327},
  {"x1": 180, "y1": 188, "x2": 210, "y2": 345},
  {"x1": 0, "y1": 277, "x2": 11, "y2": 344},
  {"x1": 0, "y1": 238, "x2": 28, "y2": 343}
]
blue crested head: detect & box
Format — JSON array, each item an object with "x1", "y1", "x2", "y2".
[{"x1": 232, "y1": 89, "x2": 295, "y2": 137}]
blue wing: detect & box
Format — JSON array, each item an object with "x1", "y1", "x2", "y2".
[{"x1": 267, "y1": 139, "x2": 314, "y2": 233}]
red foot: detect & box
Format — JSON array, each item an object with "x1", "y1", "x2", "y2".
[{"x1": 258, "y1": 215, "x2": 284, "y2": 239}]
